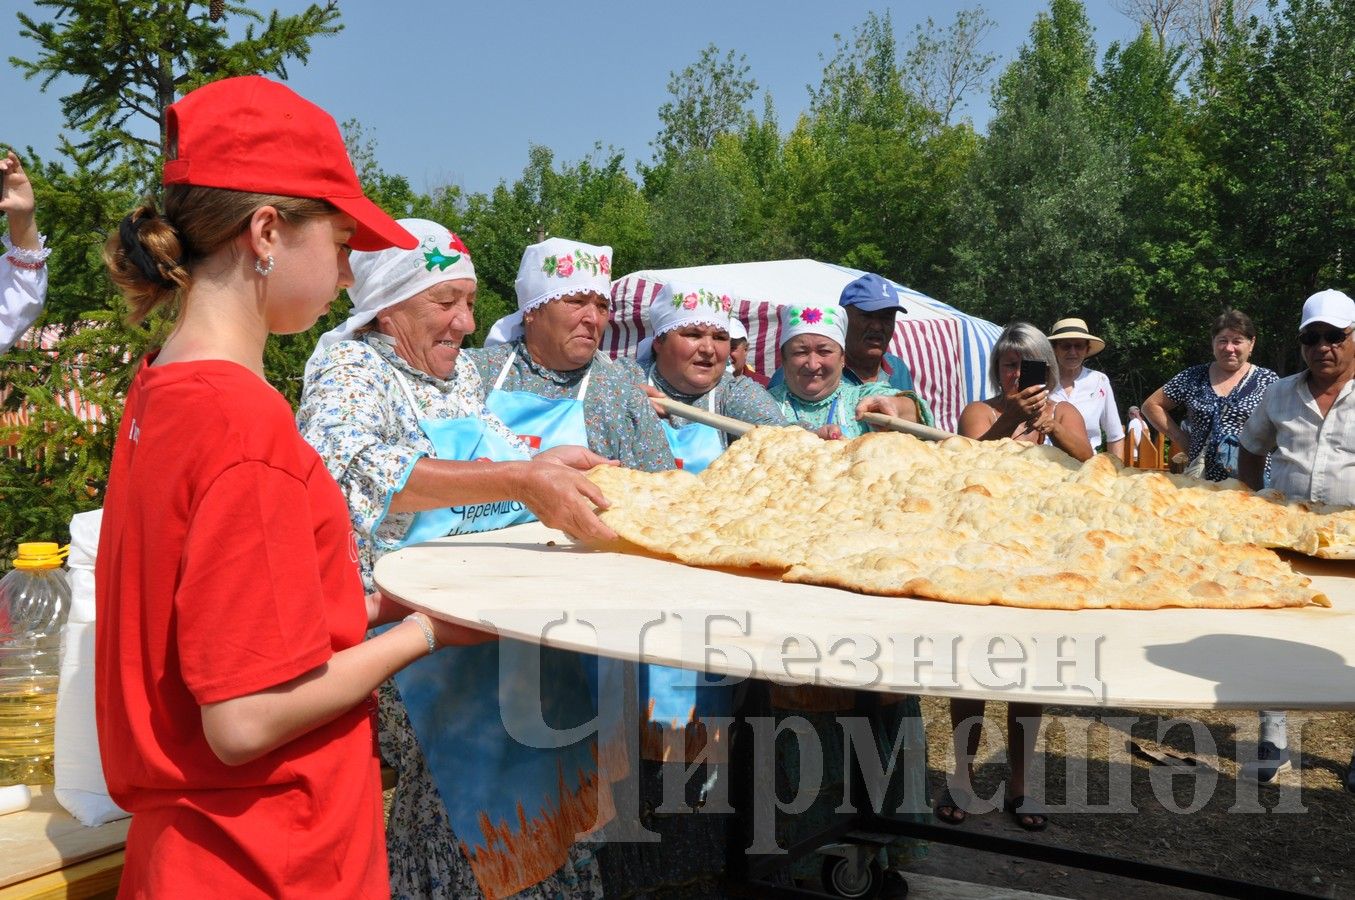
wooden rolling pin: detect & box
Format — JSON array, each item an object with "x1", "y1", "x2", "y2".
[
  {"x1": 858, "y1": 411, "x2": 954, "y2": 442},
  {"x1": 651, "y1": 396, "x2": 754, "y2": 437}
]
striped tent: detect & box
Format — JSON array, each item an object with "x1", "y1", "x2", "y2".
[
  {"x1": 1, "y1": 325, "x2": 108, "y2": 456},
  {"x1": 606, "y1": 260, "x2": 1002, "y2": 433}
]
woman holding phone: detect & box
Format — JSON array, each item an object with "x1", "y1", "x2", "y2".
[
  {"x1": 96, "y1": 76, "x2": 490, "y2": 896},
  {"x1": 939, "y1": 323, "x2": 1091, "y2": 831},
  {"x1": 957, "y1": 322, "x2": 1093, "y2": 459}
]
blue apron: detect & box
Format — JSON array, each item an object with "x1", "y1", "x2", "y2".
[
  {"x1": 641, "y1": 377, "x2": 735, "y2": 763},
  {"x1": 650, "y1": 374, "x2": 726, "y2": 474},
  {"x1": 383, "y1": 364, "x2": 602, "y2": 897},
  {"x1": 387, "y1": 367, "x2": 535, "y2": 540},
  {"x1": 480, "y1": 348, "x2": 632, "y2": 776},
  {"x1": 483, "y1": 348, "x2": 593, "y2": 452}
]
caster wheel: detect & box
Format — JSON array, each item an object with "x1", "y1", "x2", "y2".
[{"x1": 821, "y1": 854, "x2": 883, "y2": 898}]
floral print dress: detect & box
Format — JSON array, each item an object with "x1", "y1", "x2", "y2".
[
  {"x1": 1162, "y1": 363, "x2": 1278, "y2": 482},
  {"x1": 769, "y1": 380, "x2": 935, "y2": 438},
  {"x1": 298, "y1": 333, "x2": 603, "y2": 900},
  {"x1": 614, "y1": 357, "x2": 789, "y2": 432}
]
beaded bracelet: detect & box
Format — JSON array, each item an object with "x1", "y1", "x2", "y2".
[
  {"x1": 405, "y1": 612, "x2": 438, "y2": 655},
  {"x1": 5, "y1": 254, "x2": 45, "y2": 271}
]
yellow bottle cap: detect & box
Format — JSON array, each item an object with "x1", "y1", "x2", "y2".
[{"x1": 12, "y1": 543, "x2": 70, "y2": 570}]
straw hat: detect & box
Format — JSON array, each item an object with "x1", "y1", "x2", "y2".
[{"x1": 1048, "y1": 317, "x2": 1105, "y2": 356}]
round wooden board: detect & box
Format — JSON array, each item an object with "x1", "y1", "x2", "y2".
[{"x1": 374, "y1": 523, "x2": 1355, "y2": 710}]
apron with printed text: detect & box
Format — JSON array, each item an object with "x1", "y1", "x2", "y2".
[
  {"x1": 382, "y1": 363, "x2": 603, "y2": 899},
  {"x1": 387, "y1": 367, "x2": 535, "y2": 541}
]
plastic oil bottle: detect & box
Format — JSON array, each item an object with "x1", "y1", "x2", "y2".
[{"x1": 0, "y1": 543, "x2": 72, "y2": 785}]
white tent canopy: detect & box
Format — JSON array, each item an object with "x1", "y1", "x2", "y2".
[{"x1": 607, "y1": 259, "x2": 1002, "y2": 432}]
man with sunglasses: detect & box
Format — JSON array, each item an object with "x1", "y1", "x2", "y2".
[{"x1": 1237, "y1": 288, "x2": 1355, "y2": 790}]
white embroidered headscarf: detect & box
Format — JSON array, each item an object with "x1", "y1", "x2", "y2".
[
  {"x1": 636, "y1": 281, "x2": 733, "y2": 362},
  {"x1": 484, "y1": 237, "x2": 613, "y2": 347},
  {"x1": 778, "y1": 303, "x2": 846, "y2": 349},
  {"x1": 306, "y1": 218, "x2": 476, "y2": 379}
]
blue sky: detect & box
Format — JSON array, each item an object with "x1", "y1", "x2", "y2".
[{"x1": 6, "y1": 1, "x2": 1142, "y2": 196}]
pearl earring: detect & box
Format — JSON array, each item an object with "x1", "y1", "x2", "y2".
[{"x1": 254, "y1": 255, "x2": 275, "y2": 277}]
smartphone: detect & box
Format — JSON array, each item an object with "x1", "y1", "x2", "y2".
[{"x1": 1018, "y1": 359, "x2": 1048, "y2": 391}]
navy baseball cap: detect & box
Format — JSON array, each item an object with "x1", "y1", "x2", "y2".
[{"x1": 839, "y1": 273, "x2": 906, "y2": 313}]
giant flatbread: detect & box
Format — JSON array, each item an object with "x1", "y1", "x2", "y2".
[{"x1": 587, "y1": 426, "x2": 1338, "y2": 610}]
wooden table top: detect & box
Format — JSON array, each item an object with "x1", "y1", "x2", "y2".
[
  {"x1": 374, "y1": 523, "x2": 1355, "y2": 710},
  {"x1": 0, "y1": 787, "x2": 128, "y2": 889}
]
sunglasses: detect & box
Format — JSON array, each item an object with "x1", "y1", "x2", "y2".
[{"x1": 1298, "y1": 328, "x2": 1352, "y2": 346}]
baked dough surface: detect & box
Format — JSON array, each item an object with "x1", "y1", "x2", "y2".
[{"x1": 587, "y1": 427, "x2": 1340, "y2": 610}]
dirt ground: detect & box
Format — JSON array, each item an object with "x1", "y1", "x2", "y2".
[
  {"x1": 907, "y1": 697, "x2": 1355, "y2": 898},
  {"x1": 381, "y1": 699, "x2": 1355, "y2": 898}
]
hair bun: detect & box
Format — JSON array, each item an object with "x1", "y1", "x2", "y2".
[{"x1": 117, "y1": 209, "x2": 179, "y2": 288}]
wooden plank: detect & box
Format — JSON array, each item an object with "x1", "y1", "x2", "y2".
[
  {"x1": 375, "y1": 522, "x2": 1355, "y2": 711},
  {"x1": 650, "y1": 396, "x2": 753, "y2": 437},
  {"x1": 0, "y1": 788, "x2": 128, "y2": 890},
  {"x1": 0, "y1": 852, "x2": 123, "y2": 900}
]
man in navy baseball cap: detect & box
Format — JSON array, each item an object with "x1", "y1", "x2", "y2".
[{"x1": 837, "y1": 273, "x2": 917, "y2": 391}]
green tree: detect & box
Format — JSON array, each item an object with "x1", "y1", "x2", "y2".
[
  {"x1": 1198, "y1": 0, "x2": 1355, "y2": 373},
  {"x1": 14, "y1": 0, "x2": 341, "y2": 160},
  {"x1": 1, "y1": 1, "x2": 346, "y2": 565},
  {"x1": 455, "y1": 145, "x2": 652, "y2": 344},
  {"x1": 949, "y1": 0, "x2": 1128, "y2": 336},
  {"x1": 903, "y1": 7, "x2": 999, "y2": 128},
  {"x1": 652, "y1": 44, "x2": 758, "y2": 163},
  {"x1": 776, "y1": 10, "x2": 979, "y2": 290},
  {"x1": 1090, "y1": 28, "x2": 1222, "y2": 402}
]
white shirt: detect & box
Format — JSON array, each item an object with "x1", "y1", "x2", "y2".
[
  {"x1": 1126, "y1": 417, "x2": 1146, "y2": 460},
  {"x1": 1239, "y1": 372, "x2": 1355, "y2": 507},
  {"x1": 1050, "y1": 367, "x2": 1125, "y2": 449},
  {"x1": 1, "y1": 235, "x2": 48, "y2": 354}
]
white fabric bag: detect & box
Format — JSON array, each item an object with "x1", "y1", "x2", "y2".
[{"x1": 55, "y1": 508, "x2": 128, "y2": 826}]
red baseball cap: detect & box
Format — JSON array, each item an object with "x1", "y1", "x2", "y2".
[{"x1": 162, "y1": 76, "x2": 416, "y2": 252}]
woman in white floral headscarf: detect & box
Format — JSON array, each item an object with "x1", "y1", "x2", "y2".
[
  {"x1": 465, "y1": 236, "x2": 674, "y2": 472},
  {"x1": 769, "y1": 303, "x2": 933, "y2": 439},
  {"x1": 299, "y1": 219, "x2": 611, "y2": 900},
  {"x1": 617, "y1": 280, "x2": 785, "y2": 471}
]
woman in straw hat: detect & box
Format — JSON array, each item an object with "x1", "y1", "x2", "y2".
[
  {"x1": 96, "y1": 76, "x2": 489, "y2": 896},
  {"x1": 1048, "y1": 316, "x2": 1126, "y2": 458}
]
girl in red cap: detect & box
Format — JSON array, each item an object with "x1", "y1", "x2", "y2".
[{"x1": 96, "y1": 76, "x2": 480, "y2": 898}]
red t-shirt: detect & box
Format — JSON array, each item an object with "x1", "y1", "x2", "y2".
[{"x1": 95, "y1": 359, "x2": 386, "y2": 898}]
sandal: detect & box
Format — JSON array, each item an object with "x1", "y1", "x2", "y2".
[
  {"x1": 933, "y1": 787, "x2": 969, "y2": 826},
  {"x1": 1004, "y1": 795, "x2": 1048, "y2": 832}
]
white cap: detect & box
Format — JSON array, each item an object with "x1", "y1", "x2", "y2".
[
  {"x1": 778, "y1": 303, "x2": 846, "y2": 349},
  {"x1": 728, "y1": 315, "x2": 748, "y2": 342},
  {"x1": 1299, "y1": 289, "x2": 1355, "y2": 331},
  {"x1": 306, "y1": 218, "x2": 476, "y2": 379},
  {"x1": 485, "y1": 237, "x2": 612, "y2": 346}
]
